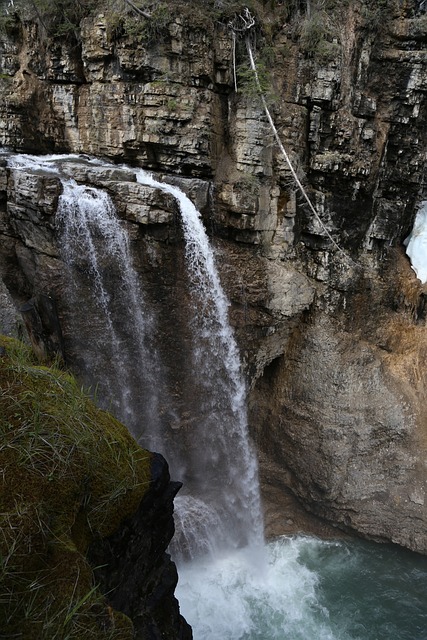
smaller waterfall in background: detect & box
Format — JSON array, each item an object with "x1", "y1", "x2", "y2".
[
  {"x1": 136, "y1": 170, "x2": 264, "y2": 560},
  {"x1": 404, "y1": 200, "x2": 427, "y2": 283},
  {"x1": 56, "y1": 181, "x2": 162, "y2": 435}
]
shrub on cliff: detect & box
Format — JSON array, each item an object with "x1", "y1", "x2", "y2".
[
  {"x1": 0, "y1": 0, "x2": 96, "y2": 37},
  {"x1": 0, "y1": 335, "x2": 152, "y2": 639}
]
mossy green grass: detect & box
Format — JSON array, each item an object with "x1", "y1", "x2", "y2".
[{"x1": 0, "y1": 335, "x2": 152, "y2": 639}]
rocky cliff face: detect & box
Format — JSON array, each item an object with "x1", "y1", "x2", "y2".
[{"x1": 0, "y1": 0, "x2": 426, "y2": 553}]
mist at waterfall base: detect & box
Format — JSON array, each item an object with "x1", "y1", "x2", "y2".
[
  {"x1": 5, "y1": 153, "x2": 427, "y2": 640},
  {"x1": 176, "y1": 536, "x2": 427, "y2": 640}
]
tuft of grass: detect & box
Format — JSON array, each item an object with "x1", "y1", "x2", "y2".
[{"x1": 0, "y1": 335, "x2": 152, "y2": 639}]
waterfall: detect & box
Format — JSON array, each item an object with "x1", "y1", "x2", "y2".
[
  {"x1": 58, "y1": 183, "x2": 132, "y2": 416},
  {"x1": 6, "y1": 153, "x2": 426, "y2": 640},
  {"x1": 136, "y1": 170, "x2": 265, "y2": 560},
  {"x1": 56, "y1": 180, "x2": 163, "y2": 437},
  {"x1": 404, "y1": 200, "x2": 427, "y2": 283},
  {"x1": 6, "y1": 151, "x2": 264, "y2": 561}
]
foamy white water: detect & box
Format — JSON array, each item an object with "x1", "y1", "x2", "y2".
[
  {"x1": 176, "y1": 536, "x2": 427, "y2": 640},
  {"x1": 6, "y1": 151, "x2": 99, "y2": 173},
  {"x1": 176, "y1": 538, "x2": 338, "y2": 640}
]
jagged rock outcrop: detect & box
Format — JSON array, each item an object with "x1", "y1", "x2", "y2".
[
  {"x1": 88, "y1": 454, "x2": 191, "y2": 640},
  {"x1": 0, "y1": 0, "x2": 427, "y2": 553}
]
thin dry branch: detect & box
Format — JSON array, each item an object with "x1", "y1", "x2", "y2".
[
  {"x1": 232, "y1": 30, "x2": 238, "y2": 92},
  {"x1": 122, "y1": 0, "x2": 151, "y2": 20}
]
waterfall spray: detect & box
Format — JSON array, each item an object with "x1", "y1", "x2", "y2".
[{"x1": 58, "y1": 183, "x2": 133, "y2": 422}]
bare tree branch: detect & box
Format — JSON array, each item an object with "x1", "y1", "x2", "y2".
[
  {"x1": 232, "y1": 30, "x2": 237, "y2": 92},
  {"x1": 228, "y1": 7, "x2": 255, "y2": 33},
  {"x1": 122, "y1": 0, "x2": 152, "y2": 20}
]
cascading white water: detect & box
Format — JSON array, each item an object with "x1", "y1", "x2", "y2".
[
  {"x1": 58, "y1": 182, "x2": 132, "y2": 416},
  {"x1": 56, "y1": 180, "x2": 162, "y2": 432},
  {"x1": 7, "y1": 153, "x2": 265, "y2": 562},
  {"x1": 135, "y1": 170, "x2": 265, "y2": 560},
  {"x1": 175, "y1": 535, "x2": 427, "y2": 640}
]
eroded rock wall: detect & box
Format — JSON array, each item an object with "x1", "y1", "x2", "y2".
[{"x1": 0, "y1": 0, "x2": 427, "y2": 552}]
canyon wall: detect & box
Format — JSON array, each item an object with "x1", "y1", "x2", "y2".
[{"x1": 0, "y1": 0, "x2": 427, "y2": 553}]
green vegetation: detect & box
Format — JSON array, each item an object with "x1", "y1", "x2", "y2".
[
  {"x1": 0, "y1": 0, "x2": 291, "y2": 41},
  {"x1": 0, "y1": 0, "x2": 401, "y2": 45},
  {"x1": 299, "y1": 7, "x2": 340, "y2": 62},
  {"x1": 290, "y1": 0, "x2": 399, "y2": 63},
  {"x1": 166, "y1": 97, "x2": 178, "y2": 110},
  {"x1": 0, "y1": 0, "x2": 98, "y2": 38},
  {"x1": 108, "y1": 2, "x2": 171, "y2": 43},
  {"x1": 0, "y1": 335, "x2": 152, "y2": 639},
  {"x1": 237, "y1": 57, "x2": 274, "y2": 99},
  {"x1": 360, "y1": 0, "x2": 398, "y2": 31}
]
